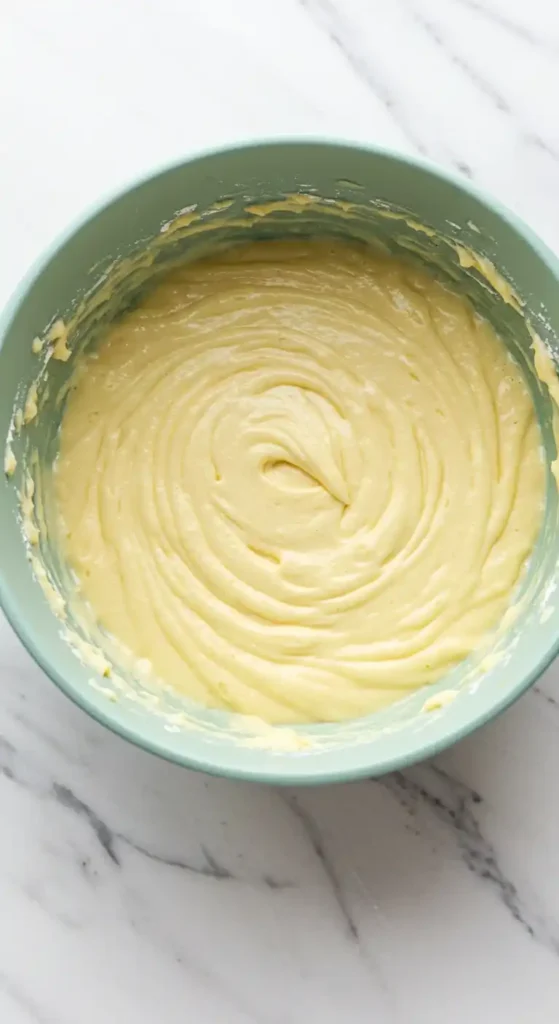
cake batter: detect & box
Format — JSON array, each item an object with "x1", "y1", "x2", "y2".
[{"x1": 55, "y1": 241, "x2": 545, "y2": 724}]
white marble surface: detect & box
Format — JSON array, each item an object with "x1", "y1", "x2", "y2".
[{"x1": 1, "y1": 0, "x2": 559, "y2": 1020}]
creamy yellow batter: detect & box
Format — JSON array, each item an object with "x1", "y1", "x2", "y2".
[{"x1": 55, "y1": 241, "x2": 545, "y2": 724}]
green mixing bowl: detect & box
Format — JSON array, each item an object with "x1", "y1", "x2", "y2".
[{"x1": 1, "y1": 138, "x2": 559, "y2": 784}]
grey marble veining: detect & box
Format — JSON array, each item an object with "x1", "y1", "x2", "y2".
[{"x1": 1, "y1": 0, "x2": 559, "y2": 1020}]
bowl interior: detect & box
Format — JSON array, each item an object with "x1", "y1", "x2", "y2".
[{"x1": 1, "y1": 140, "x2": 559, "y2": 783}]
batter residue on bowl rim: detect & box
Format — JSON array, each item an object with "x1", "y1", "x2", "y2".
[{"x1": 53, "y1": 240, "x2": 544, "y2": 725}]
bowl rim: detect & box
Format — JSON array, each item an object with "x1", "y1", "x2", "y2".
[{"x1": 1, "y1": 134, "x2": 559, "y2": 785}]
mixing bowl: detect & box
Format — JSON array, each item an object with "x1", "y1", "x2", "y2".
[{"x1": 1, "y1": 138, "x2": 559, "y2": 784}]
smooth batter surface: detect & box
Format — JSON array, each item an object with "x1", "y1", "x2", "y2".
[{"x1": 55, "y1": 242, "x2": 545, "y2": 724}]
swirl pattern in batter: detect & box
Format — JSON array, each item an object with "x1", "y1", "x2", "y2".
[{"x1": 55, "y1": 241, "x2": 544, "y2": 724}]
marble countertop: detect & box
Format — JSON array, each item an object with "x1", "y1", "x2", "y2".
[{"x1": 2, "y1": 0, "x2": 559, "y2": 1020}]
